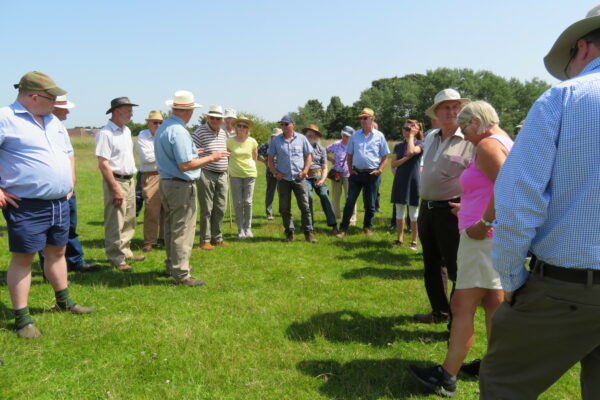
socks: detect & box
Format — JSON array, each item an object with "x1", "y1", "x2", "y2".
[
  {"x1": 14, "y1": 307, "x2": 33, "y2": 329},
  {"x1": 55, "y1": 288, "x2": 76, "y2": 309}
]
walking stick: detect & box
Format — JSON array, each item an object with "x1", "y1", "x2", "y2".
[{"x1": 228, "y1": 172, "x2": 233, "y2": 229}]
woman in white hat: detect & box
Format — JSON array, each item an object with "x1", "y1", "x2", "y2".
[
  {"x1": 226, "y1": 116, "x2": 258, "y2": 238},
  {"x1": 326, "y1": 126, "x2": 357, "y2": 225}
]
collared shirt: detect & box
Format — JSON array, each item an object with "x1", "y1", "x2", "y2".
[
  {"x1": 310, "y1": 143, "x2": 327, "y2": 170},
  {"x1": 419, "y1": 128, "x2": 473, "y2": 201},
  {"x1": 95, "y1": 120, "x2": 137, "y2": 175},
  {"x1": 346, "y1": 129, "x2": 389, "y2": 170},
  {"x1": 326, "y1": 140, "x2": 351, "y2": 178},
  {"x1": 492, "y1": 57, "x2": 600, "y2": 292},
  {"x1": 267, "y1": 132, "x2": 313, "y2": 181},
  {"x1": 191, "y1": 123, "x2": 228, "y2": 173},
  {"x1": 155, "y1": 115, "x2": 201, "y2": 181},
  {"x1": 135, "y1": 129, "x2": 158, "y2": 172},
  {"x1": 0, "y1": 100, "x2": 73, "y2": 199}
]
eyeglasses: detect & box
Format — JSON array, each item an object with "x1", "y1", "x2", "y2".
[
  {"x1": 151, "y1": 121, "x2": 162, "y2": 125},
  {"x1": 359, "y1": 117, "x2": 371, "y2": 121},
  {"x1": 30, "y1": 93, "x2": 56, "y2": 102},
  {"x1": 236, "y1": 124, "x2": 249, "y2": 129},
  {"x1": 402, "y1": 127, "x2": 412, "y2": 131},
  {"x1": 208, "y1": 116, "x2": 223, "y2": 121},
  {"x1": 280, "y1": 122, "x2": 290, "y2": 126}
]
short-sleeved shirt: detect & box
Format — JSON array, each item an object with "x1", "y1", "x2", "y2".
[
  {"x1": 347, "y1": 129, "x2": 390, "y2": 169},
  {"x1": 155, "y1": 115, "x2": 201, "y2": 181},
  {"x1": 267, "y1": 132, "x2": 313, "y2": 181},
  {"x1": 0, "y1": 101, "x2": 73, "y2": 199},
  {"x1": 191, "y1": 123, "x2": 228, "y2": 173},
  {"x1": 95, "y1": 120, "x2": 137, "y2": 175},
  {"x1": 310, "y1": 143, "x2": 327, "y2": 170},
  {"x1": 420, "y1": 129, "x2": 473, "y2": 201},
  {"x1": 326, "y1": 140, "x2": 350, "y2": 178},
  {"x1": 227, "y1": 136, "x2": 258, "y2": 178},
  {"x1": 136, "y1": 129, "x2": 157, "y2": 172}
]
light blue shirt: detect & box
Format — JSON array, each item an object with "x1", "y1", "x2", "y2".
[
  {"x1": 155, "y1": 115, "x2": 200, "y2": 181},
  {"x1": 347, "y1": 129, "x2": 389, "y2": 169},
  {"x1": 267, "y1": 132, "x2": 313, "y2": 181},
  {"x1": 492, "y1": 57, "x2": 600, "y2": 292},
  {"x1": 0, "y1": 100, "x2": 73, "y2": 199}
]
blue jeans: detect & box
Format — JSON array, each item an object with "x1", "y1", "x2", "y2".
[
  {"x1": 306, "y1": 176, "x2": 337, "y2": 227},
  {"x1": 39, "y1": 193, "x2": 85, "y2": 269},
  {"x1": 339, "y1": 172, "x2": 380, "y2": 231}
]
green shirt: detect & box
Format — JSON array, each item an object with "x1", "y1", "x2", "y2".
[{"x1": 227, "y1": 137, "x2": 258, "y2": 178}]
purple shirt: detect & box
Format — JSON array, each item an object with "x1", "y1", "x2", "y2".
[{"x1": 326, "y1": 140, "x2": 350, "y2": 178}]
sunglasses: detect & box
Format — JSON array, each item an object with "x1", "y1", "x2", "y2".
[
  {"x1": 151, "y1": 121, "x2": 162, "y2": 125},
  {"x1": 359, "y1": 117, "x2": 371, "y2": 121},
  {"x1": 402, "y1": 127, "x2": 412, "y2": 131},
  {"x1": 280, "y1": 122, "x2": 290, "y2": 126},
  {"x1": 237, "y1": 124, "x2": 249, "y2": 129}
]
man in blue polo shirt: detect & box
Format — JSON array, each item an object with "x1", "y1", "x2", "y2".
[
  {"x1": 267, "y1": 115, "x2": 316, "y2": 243},
  {"x1": 336, "y1": 108, "x2": 389, "y2": 237},
  {"x1": 0, "y1": 71, "x2": 95, "y2": 339}
]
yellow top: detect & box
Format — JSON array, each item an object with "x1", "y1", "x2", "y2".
[{"x1": 227, "y1": 137, "x2": 258, "y2": 178}]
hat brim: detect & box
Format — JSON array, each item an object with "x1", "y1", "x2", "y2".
[
  {"x1": 302, "y1": 127, "x2": 322, "y2": 136},
  {"x1": 165, "y1": 100, "x2": 202, "y2": 109},
  {"x1": 106, "y1": 103, "x2": 139, "y2": 114},
  {"x1": 425, "y1": 99, "x2": 471, "y2": 119},
  {"x1": 232, "y1": 117, "x2": 254, "y2": 129},
  {"x1": 203, "y1": 112, "x2": 225, "y2": 118},
  {"x1": 358, "y1": 113, "x2": 375, "y2": 118},
  {"x1": 13, "y1": 83, "x2": 67, "y2": 97},
  {"x1": 544, "y1": 16, "x2": 600, "y2": 80},
  {"x1": 54, "y1": 101, "x2": 75, "y2": 109}
]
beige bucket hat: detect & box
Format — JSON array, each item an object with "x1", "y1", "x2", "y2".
[
  {"x1": 425, "y1": 89, "x2": 470, "y2": 119},
  {"x1": 544, "y1": 5, "x2": 600, "y2": 80}
]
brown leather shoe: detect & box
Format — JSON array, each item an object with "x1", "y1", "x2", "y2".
[
  {"x1": 305, "y1": 232, "x2": 318, "y2": 243},
  {"x1": 51, "y1": 303, "x2": 96, "y2": 314},
  {"x1": 16, "y1": 323, "x2": 42, "y2": 339},
  {"x1": 128, "y1": 255, "x2": 146, "y2": 261},
  {"x1": 335, "y1": 231, "x2": 347, "y2": 238},
  {"x1": 142, "y1": 244, "x2": 153, "y2": 252},
  {"x1": 176, "y1": 276, "x2": 205, "y2": 287},
  {"x1": 284, "y1": 232, "x2": 294, "y2": 242},
  {"x1": 199, "y1": 242, "x2": 215, "y2": 251},
  {"x1": 363, "y1": 228, "x2": 374, "y2": 236},
  {"x1": 117, "y1": 263, "x2": 134, "y2": 272},
  {"x1": 413, "y1": 312, "x2": 449, "y2": 324},
  {"x1": 213, "y1": 241, "x2": 231, "y2": 247}
]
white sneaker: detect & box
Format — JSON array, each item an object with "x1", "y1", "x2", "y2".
[
  {"x1": 245, "y1": 229, "x2": 253, "y2": 238},
  {"x1": 238, "y1": 230, "x2": 246, "y2": 239},
  {"x1": 410, "y1": 241, "x2": 418, "y2": 251}
]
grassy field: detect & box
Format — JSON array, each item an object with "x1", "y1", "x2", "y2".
[{"x1": 0, "y1": 136, "x2": 579, "y2": 399}]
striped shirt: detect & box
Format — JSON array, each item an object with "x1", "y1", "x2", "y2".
[
  {"x1": 492, "y1": 57, "x2": 600, "y2": 292},
  {"x1": 191, "y1": 123, "x2": 228, "y2": 172}
]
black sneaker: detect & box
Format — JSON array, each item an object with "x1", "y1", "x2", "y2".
[
  {"x1": 408, "y1": 365, "x2": 456, "y2": 398},
  {"x1": 459, "y1": 359, "x2": 480, "y2": 378}
]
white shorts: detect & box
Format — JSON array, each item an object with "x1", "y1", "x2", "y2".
[{"x1": 456, "y1": 231, "x2": 502, "y2": 290}]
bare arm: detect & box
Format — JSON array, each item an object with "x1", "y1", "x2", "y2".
[
  {"x1": 67, "y1": 155, "x2": 75, "y2": 200},
  {"x1": 346, "y1": 154, "x2": 355, "y2": 175},
  {"x1": 370, "y1": 155, "x2": 387, "y2": 176},
  {"x1": 268, "y1": 155, "x2": 284, "y2": 180},
  {"x1": 298, "y1": 153, "x2": 312, "y2": 179},
  {"x1": 97, "y1": 157, "x2": 123, "y2": 207},
  {"x1": 178, "y1": 150, "x2": 230, "y2": 172}
]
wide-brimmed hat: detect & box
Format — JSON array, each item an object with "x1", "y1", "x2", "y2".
[
  {"x1": 145, "y1": 110, "x2": 164, "y2": 121},
  {"x1": 358, "y1": 108, "x2": 375, "y2": 118},
  {"x1": 341, "y1": 126, "x2": 355, "y2": 137},
  {"x1": 544, "y1": 5, "x2": 600, "y2": 80},
  {"x1": 203, "y1": 104, "x2": 224, "y2": 118},
  {"x1": 302, "y1": 124, "x2": 322, "y2": 136},
  {"x1": 224, "y1": 108, "x2": 237, "y2": 119},
  {"x1": 425, "y1": 89, "x2": 470, "y2": 119},
  {"x1": 54, "y1": 95, "x2": 75, "y2": 109},
  {"x1": 271, "y1": 128, "x2": 283, "y2": 136},
  {"x1": 165, "y1": 90, "x2": 202, "y2": 110},
  {"x1": 14, "y1": 71, "x2": 66, "y2": 97},
  {"x1": 106, "y1": 97, "x2": 138, "y2": 114},
  {"x1": 232, "y1": 115, "x2": 254, "y2": 129}
]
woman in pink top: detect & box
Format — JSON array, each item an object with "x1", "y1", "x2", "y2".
[{"x1": 409, "y1": 101, "x2": 513, "y2": 397}]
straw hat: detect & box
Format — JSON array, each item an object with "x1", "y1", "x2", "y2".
[
  {"x1": 425, "y1": 89, "x2": 470, "y2": 119},
  {"x1": 165, "y1": 90, "x2": 202, "y2": 109},
  {"x1": 145, "y1": 110, "x2": 164, "y2": 121},
  {"x1": 54, "y1": 95, "x2": 75, "y2": 109},
  {"x1": 203, "y1": 104, "x2": 224, "y2": 118},
  {"x1": 232, "y1": 115, "x2": 254, "y2": 129},
  {"x1": 544, "y1": 5, "x2": 600, "y2": 80},
  {"x1": 302, "y1": 124, "x2": 322, "y2": 137},
  {"x1": 358, "y1": 108, "x2": 375, "y2": 118}
]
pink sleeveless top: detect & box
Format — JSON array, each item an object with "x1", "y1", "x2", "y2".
[{"x1": 458, "y1": 134, "x2": 513, "y2": 237}]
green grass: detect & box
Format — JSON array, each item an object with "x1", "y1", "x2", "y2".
[{"x1": 0, "y1": 137, "x2": 580, "y2": 399}]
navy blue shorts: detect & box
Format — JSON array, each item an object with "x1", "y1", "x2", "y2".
[{"x1": 2, "y1": 197, "x2": 69, "y2": 253}]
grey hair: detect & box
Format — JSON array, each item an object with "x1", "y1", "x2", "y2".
[{"x1": 457, "y1": 100, "x2": 499, "y2": 134}]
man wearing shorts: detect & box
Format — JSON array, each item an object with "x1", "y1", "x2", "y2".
[{"x1": 0, "y1": 71, "x2": 95, "y2": 339}]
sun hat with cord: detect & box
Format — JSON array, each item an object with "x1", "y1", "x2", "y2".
[
  {"x1": 425, "y1": 88, "x2": 471, "y2": 119},
  {"x1": 165, "y1": 90, "x2": 202, "y2": 109},
  {"x1": 54, "y1": 95, "x2": 75, "y2": 109},
  {"x1": 232, "y1": 115, "x2": 254, "y2": 129},
  {"x1": 544, "y1": 4, "x2": 600, "y2": 80}
]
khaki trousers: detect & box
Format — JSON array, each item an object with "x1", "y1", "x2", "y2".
[
  {"x1": 330, "y1": 177, "x2": 356, "y2": 224},
  {"x1": 480, "y1": 272, "x2": 600, "y2": 399},
  {"x1": 103, "y1": 177, "x2": 136, "y2": 266},
  {"x1": 159, "y1": 179, "x2": 196, "y2": 281},
  {"x1": 141, "y1": 173, "x2": 164, "y2": 245},
  {"x1": 197, "y1": 169, "x2": 228, "y2": 244}
]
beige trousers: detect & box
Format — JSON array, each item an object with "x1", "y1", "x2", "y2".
[
  {"x1": 160, "y1": 179, "x2": 197, "y2": 281},
  {"x1": 103, "y1": 177, "x2": 136, "y2": 266},
  {"x1": 330, "y1": 177, "x2": 356, "y2": 224},
  {"x1": 141, "y1": 173, "x2": 164, "y2": 245}
]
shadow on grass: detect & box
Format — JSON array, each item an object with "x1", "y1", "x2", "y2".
[
  {"x1": 342, "y1": 266, "x2": 421, "y2": 280},
  {"x1": 79, "y1": 238, "x2": 146, "y2": 250},
  {"x1": 297, "y1": 358, "x2": 424, "y2": 399},
  {"x1": 86, "y1": 221, "x2": 105, "y2": 226},
  {"x1": 337, "y1": 248, "x2": 420, "y2": 267},
  {"x1": 67, "y1": 270, "x2": 171, "y2": 287},
  {"x1": 286, "y1": 310, "x2": 447, "y2": 347}
]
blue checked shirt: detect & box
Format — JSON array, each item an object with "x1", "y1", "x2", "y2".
[
  {"x1": 267, "y1": 132, "x2": 313, "y2": 181},
  {"x1": 492, "y1": 57, "x2": 600, "y2": 292}
]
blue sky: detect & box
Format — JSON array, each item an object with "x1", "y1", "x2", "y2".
[{"x1": 0, "y1": 0, "x2": 593, "y2": 128}]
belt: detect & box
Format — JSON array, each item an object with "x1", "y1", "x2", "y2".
[
  {"x1": 534, "y1": 260, "x2": 600, "y2": 287},
  {"x1": 113, "y1": 173, "x2": 133, "y2": 180},
  {"x1": 161, "y1": 177, "x2": 191, "y2": 183},
  {"x1": 423, "y1": 198, "x2": 460, "y2": 209},
  {"x1": 353, "y1": 168, "x2": 376, "y2": 174},
  {"x1": 307, "y1": 168, "x2": 322, "y2": 177},
  {"x1": 142, "y1": 171, "x2": 159, "y2": 176}
]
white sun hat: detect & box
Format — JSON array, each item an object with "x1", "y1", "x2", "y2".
[{"x1": 165, "y1": 90, "x2": 202, "y2": 109}]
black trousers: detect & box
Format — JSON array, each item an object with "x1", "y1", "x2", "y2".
[{"x1": 417, "y1": 201, "x2": 460, "y2": 316}]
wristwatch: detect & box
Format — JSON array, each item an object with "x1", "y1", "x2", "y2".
[{"x1": 480, "y1": 218, "x2": 494, "y2": 227}]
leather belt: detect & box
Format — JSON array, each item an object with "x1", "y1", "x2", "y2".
[
  {"x1": 161, "y1": 177, "x2": 191, "y2": 183},
  {"x1": 353, "y1": 168, "x2": 375, "y2": 174},
  {"x1": 142, "y1": 171, "x2": 159, "y2": 176},
  {"x1": 534, "y1": 260, "x2": 600, "y2": 287},
  {"x1": 113, "y1": 173, "x2": 133, "y2": 180},
  {"x1": 423, "y1": 198, "x2": 460, "y2": 210},
  {"x1": 307, "y1": 168, "x2": 322, "y2": 177}
]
